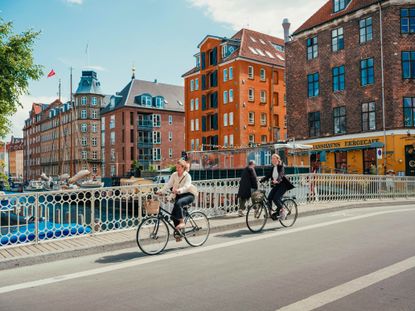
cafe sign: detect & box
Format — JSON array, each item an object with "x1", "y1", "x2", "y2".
[{"x1": 313, "y1": 138, "x2": 380, "y2": 150}]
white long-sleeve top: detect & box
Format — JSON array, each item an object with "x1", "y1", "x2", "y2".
[{"x1": 160, "y1": 171, "x2": 192, "y2": 195}]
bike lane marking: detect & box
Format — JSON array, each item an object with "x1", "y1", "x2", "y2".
[
  {"x1": 0, "y1": 206, "x2": 414, "y2": 295},
  {"x1": 277, "y1": 255, "x2": 415, "y2": 311}
]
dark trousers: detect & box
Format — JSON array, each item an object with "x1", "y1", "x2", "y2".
[
  {"x1": 267, "y1": 185, "x2": 287, "y2": 213},
  {"x1": 171, "y1": 193, "x2": 195, "y2": 226}
]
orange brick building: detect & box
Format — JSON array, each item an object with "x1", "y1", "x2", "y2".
[{"x1": 182, "y1": 28, "x2": 287, "y2": 168}]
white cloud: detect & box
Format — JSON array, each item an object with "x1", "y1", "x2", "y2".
[
  {"x1": 84, "y1": 65, "x2": 107, "y2": 72},
  {"x1": 5, "y1": 95, "x2": 66, "y2": 141},
  {"x1": 187, "y1": 0, "x2": 327, "y2": 37},
  {"x1": 66, "y1": 0, "x2": 83, "y2": 4}
]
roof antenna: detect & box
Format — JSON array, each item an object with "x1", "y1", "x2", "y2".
[{"x1": 131, "y1": 63, "x2": 136, "y2": 80}]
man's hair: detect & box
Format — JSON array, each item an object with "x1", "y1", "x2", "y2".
[{"x1": 248, "y1": 160, "x2": 255, "y2": 166}]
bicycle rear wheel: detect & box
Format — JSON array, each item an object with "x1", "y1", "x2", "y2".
[
  {"x1": 246, "y1": 203, "x2": 268, "y2": 233},
  {"x1": 184, "y1": 211, "x2": 210, "y2": 247},
  {"x1": 279, "y1": 199, "x2": 298, "y2": 227},
  {"x1": 136, "y1": 217, "x2": 169, "y2": 255}
]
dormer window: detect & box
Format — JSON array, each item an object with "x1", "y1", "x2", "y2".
[
  {"x1": 154, "y1": 96, "x2": 165, "y2": 108},
  {"x1": 333, "y1": 0, "x2": 350, "y2": 13},
  {"x1": 140, "y1": 94, "x2": 152, "y2": 107}
]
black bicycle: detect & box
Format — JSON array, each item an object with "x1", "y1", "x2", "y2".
[
  {"x1": 246, "y1": 190, "x2": 298, "y2": 233},
  {"x1": 136, "y1": 194, "x2": 210, "y2": 255}
]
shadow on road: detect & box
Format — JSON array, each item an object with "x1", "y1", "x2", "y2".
[{"x1": 215, "y1": 226, "x2": 282, "y2": 238}]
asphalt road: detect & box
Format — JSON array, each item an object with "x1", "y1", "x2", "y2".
[{"x1": 0, "y1": 204, "x2": 414, "y2": 311}]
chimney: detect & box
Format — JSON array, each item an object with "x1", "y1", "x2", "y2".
[
  {"x1": 282, "y1": 18, "x2": 291, "y2": 43},
  {"x1": 154, "y1": 79, "x2": 158, "y2": 83}
]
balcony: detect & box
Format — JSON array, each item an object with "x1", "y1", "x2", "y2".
[
  {"x1": 137, "y1": 140, "x2": 152, "y2": 148},
  {"x1": 137, "y1": 120, "x2": 153, "y2": 129}
]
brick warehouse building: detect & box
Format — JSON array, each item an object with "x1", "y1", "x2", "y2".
[
  {"x1": 286, "y1": 0, "x2": 415, "y2": 176},
  {"x1": 101, "y1": 77, "x2": 184, "y2": 177},
  {"x1": 182, "y1": 28, "x2": 287, "y2": 168},
  {"x1": 7, "y1": 136, "x2": 24, "y2": 179},
  {"x1": 23, "y1": 71, "x2": 105, "y2": 181}
]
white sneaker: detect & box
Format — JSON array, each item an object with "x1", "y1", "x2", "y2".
[
  {"x1": 279, "y1": 208, "x2": 287, "y2": 220},
  {"x1": 238, "y1": 210, "x2": 244, "y2": 217}
]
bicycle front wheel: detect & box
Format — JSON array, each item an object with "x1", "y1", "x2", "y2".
[
  {"x1": 246, "y1": 203, "x2": 268, "y2": 233},
  {"x1": 184, "y1": 211, "x2": 210, "y2": 247},
  {"x1": 136, "y1": 217, "x2": 169, "y2": 255},
  {"x1": 279, "y1": 199, "x2": 298, "y2": 228}
]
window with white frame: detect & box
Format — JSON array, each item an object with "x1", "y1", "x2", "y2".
[
  {"x1": 110, "y1": 165, "x2": 116, "y2": 176},
  {"x1": 223, "y1": 91, "x2": 228, "y2": 104},
  {"x1": 153, "y1": 131, "x2": 161, "y2": 144},
  {"x1": 81, "y1": 110, "x2": 87, "y2": 119},
  {"x1": 190, "y1": 99, "x2": 194, "y2": 111},
  {"x1": 190, "y1": 79, "x2": 194, "y2": 91},
  {"x1": 110, "y1": 132, "x2": 115, "y2": 145},
  {"x1": 223, "y1": 135, "x2": 228, "y2": 147},
  {"x1": 92, "y1": 137, "x2": 97, "y2": 146},
  {"x1": 195, "y1": 119, "x2": 199, "y2": 131},
  {"x1": 260, "y1": 68, "x2": 266, "y2": 81},
  {"x1": 81, "y1": 137, "x2": 87, "y2": 146},
  {"x1": 195, "y1": 78, "x2": 199, "y2": 90},
  {"x1": 81, "y1": 97, "x2": 87, "y2": 105},
  {"x1": 261, "y1": 135, "x2": 267, "y2": 144},
  {"x1": 195, "y1": 98, "x2": 199, "y2": 110},
  {"x1": 152, "y1": 148, "x2": 161, "y2": 161},
  {"x1": 223, "y1": 113, "x2": 228, "y2": 126},
  {"x1": 248, "y1": 112, "x2": 255, "y2": 124},
  {"x1": 91, "y1": 109, "x2": 98, "y2": 119},
  {"x1": 229, "y1": 67, "x2": 233, "y2": 80},
  {"x1": 109, "y1": 115, "x2": 115, "y2": 129},
  {"x1": 249, "y1": 134, "x2": 255, "y2": 143},
  {"x1": 229, "y1": 112, "x2": 234, "y2": 125},
  {"x1": 261, "y1": 113, "x2": 267, "y2": 126},
  {"x1": 260, "y1": 90, "x2": 267, "y2": 103},
  {"x1": 153, "y1": 114, "x2": 161, "y2": 127},
  {"x1": 229, "y1": 134, "x2": 234, "y2": 146},
  {"x1": 92, "y1": 151, "x2": 97, "y2": 160},
  {"x1": 169, "y1": 148, "x2": 173, "y2": 158},
  {"x1": 169, "y1": 131, "x2": 173, "y2": 141},
  {"x1": 223, "y1": 68, "x2": 228, "y2": 82},
  {"x1": 92, "y1": 164, "x2": 97, "y2": 173},
  {"x1": 168, "y1": 115, "x2": 173, "y2": 124},
  {"x1": 248, "y1": 88, "x2": 254, "y2": 101},
  {"x1": 248, "y1": 66, "x2": 254, "y2": 79},
  {"x1": 191, "y1": 139, "x2": 195, "y2": 150},
  {"x1": 81, "y1": 151, "x2": 87, "y2": 159},
  {"x1": 110, "y1": 149, "x2": 116, "y2": 161},
  {"x1": 191, "y1": 120, "x2": 194, "y2": 131},
  {"x1": 91, "y1": 123, "x2": 97, "y2": 133},
  {"x1": 92, "y1": 97, "x2": 97, "y2": 106},
  {"x1": 229, "y1": 89, "x2": 234, "y2": 102},
  {"x1": 81, "y1": 123, "x2": 87, "y2": 132},
  {"x1": 196, "y1": 138, "x2": 200, "y2": 150}
]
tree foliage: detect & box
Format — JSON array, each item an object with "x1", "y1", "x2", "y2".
[{"x1": 0, "y1": 19, "x2": 43, "y2": 138}]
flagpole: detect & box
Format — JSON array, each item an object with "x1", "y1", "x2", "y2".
[
  {"x1": 70, "y1": 67, "x2": 74, "y2": 176},
  {"x1": 58, "y1": 79, "x2": 61, "y2": 102}
]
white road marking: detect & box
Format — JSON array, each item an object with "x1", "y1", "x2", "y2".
[
  {"x1": 0, "y1": 207, "x2": 414, "y2": 295},
  {"x1": 277, "y1": 255, "x2": 415, "y2": 311}
]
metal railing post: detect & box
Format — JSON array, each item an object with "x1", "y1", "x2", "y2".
[{"x1": 34, "y1": 194, "x2": 39, "y2": 244}]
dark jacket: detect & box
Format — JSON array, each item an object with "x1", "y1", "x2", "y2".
[
  {"x1": 260, "y1": 164, "x2": 285, "y2": 184},
  {"x1": 237, "y1": 166, "x2": 258, "y2": 199}
]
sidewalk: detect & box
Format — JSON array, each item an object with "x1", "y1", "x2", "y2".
[{"x1": 0, "y1": 198, "x2": 414, "y2": 271}]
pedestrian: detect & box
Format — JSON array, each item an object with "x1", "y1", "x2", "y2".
[
  {"x1": 370, "y1": 162, "x2": 377, "y2": 175},
  {"x1": 237, "y1": 160, "x2": 258, "y2": 217},
  {"x1": 260, "y1": 154, "x2": 294, "y2": 220}
]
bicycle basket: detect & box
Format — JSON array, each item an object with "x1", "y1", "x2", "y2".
[
  {"x1": 144, "y1": 199, "x2": 160, "y2": 214},
  {"x1": 251, "y1": 190, "x2": 265, "y2": 204}
]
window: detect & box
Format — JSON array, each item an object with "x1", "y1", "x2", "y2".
[
  {"x1": 91, "y1": 123, "x2": 97, "y2": 133},
  {"x1": 223, "y1": 135, "x2": 228, "y2": 147},
  {"x1": 308, "y1": 112, "x2": 321, "y2": 137},
  {"x1": 260, "y1": 90, "x2": 267, "y2": 103},
  {"x1": 81, "y1": 151, "x2": 88, "y2": 160},
  {"x1": 229, "y1": 67, "x2": 233, "y2": 80},
  {"x1": 260, "y1": 68, "x2": 266, "y2": 81},
  {"x1": 332, "y1": 27, "x2": 344, "y2": 52},
  {"x1": 153, "y1": 114, "x2": 161, "y2": 127},
  {"x1": 360, "y1": 17, "x2": 373, "y2": 43},
  {"x1": 248, "y1": 66, "x2": 254, "y2": 79},
  {"x1": 261, "y1": 113, "x2": 267, "y2": 126},
  {"x1": 307, "y1": 73, "x2": 319, "y2": 97},
  {"x1": 81, "y1": 97, "x2": 87, "y2": 105},
  {"x1": 248, "y1": 88, "x2": 255, "y2": 101},
  {"x1": 141, "y1": 95, "x2": 152, "y2": 107},
  {"x1": 191, "y1": 120, "x2": 194, "y2": 131},
  {"x1": 81, "y1": 137, "x2": 87, "y2": 146},
  {"x1": 191, "y1": 139, "x2": 195, "y2": 150},
  {"x1": 110, "y1": 165, "x2": 116, "y2": 176},
  {"x1": 109, "y1": 115, "x2": 115, "y2": 129},
  {"x1": 403, "y1": 97, "x2": 415, "y2": 127},
  {"x1": 92, "y1": 137, "x2": 97, "y2": 146},
  {"x1": 333, "y1": 0, "x2": 350, "y2": 13},
  {"x1": 195, "y1": 78, "x2": 199, "y2": 90},
  {"x1": 306, "y1": 36, "x2": 318, "y2": 60},
  {"x1": 110, "y1": 132, "x2": 115, "y2": 145},
  {"x1": 249, "y1": 134, "x2": 255, "y2": 144},
  {"x1": 333, "y1": 106, "x2": 346, "y2": 134},
  {"x1": 196, "y1": 139, "x2": 199, "y2": 150},
  {"x1": 169, "y1": 131, "x2": 173, "y2": 141},
  {"x1": 248, "y1": 112, "x2": 255, "y2": 124},
  {"x1": 91, "y1": 97, "x2": 97, "y2": 106},
  {"x1": 190, "y1": 79, "x2": 194, "y2": 91},
  {"x1": 402, "y1": 51, "x2": 415, "y2": 79},
  {"x1": 91, "y1": 109, "x2": 98, "y2": 119},
  {"x1": 229, "y1": 89, "x2": 234, "y2": 102},
  {"x1": 223, "y1": 113, "x2": 228, "y2": 126},
  {"x1": 195, "y1": 98, "x2": 199, "y2": 110},
  {"x1": 229, "y1": 134, "x2": 234, "y2": 147},
  {"x1": 81, "y1": 110, "x2": 87, "y2": 119},
  {"x1": 190, "y1": 99, "x2": 194, "y2": 111},
  {"x1": 229, "y1": 112, "x2": 234, "y2": 125},
  {"x1": 195, "y1": 118, "x2": 199, "y2": 131},
  {"x1": 223, "y1": 69, "x2": 228, "y2": 82},
  {"x1": 80, "y1": 123, "x2": 87, "y2": 132},
  {"x1": 223, "y1": 91, "x2": 228, "y2": 104},
  {"x1": 195, "y1": 54, "x2": 200, "y2": 68},
  {"x1": 362, "y1": 102, "x2": 376, "y2": 131},
  {"x1": 169, "y1": 148, "x2": 173, "y2": 158},
  {"x1": 152, "y1": 148, "x2": 161, "y2": 161},
  {"x1": 332, "y1": 65, "x2": 345, "y2": 92},
  {"x1": 361, "y1": 58, "x2": 374, "y2": 86},
  {"x1": 92, "y1": 151, "x2": 97, "y2": 160},
  {"x1": 401, "y1": 8, "x2": 415, "y2": 33},
  {"x1": 153, "y1": 131, "x2": 161, "y2": 144},
  {"x1": 168, "y1": 115, "x2": 173, "y2": 125}
]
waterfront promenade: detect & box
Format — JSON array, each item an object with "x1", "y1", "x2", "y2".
[{"x1": 1, "y1": 197, "x2": 414, "y2": 271}]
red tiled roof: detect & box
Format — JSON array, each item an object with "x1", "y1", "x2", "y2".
[{"x1": 294, "y1": 0, "x2": 381, "y2": 35}]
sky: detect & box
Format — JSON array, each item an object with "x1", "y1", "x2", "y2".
[{"x1": 0, "y1": 0, "x2": 326, "y2": 141}]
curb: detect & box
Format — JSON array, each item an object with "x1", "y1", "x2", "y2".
[{"x1": 1, "y1": 199, "x2": 414, "y2": 271}]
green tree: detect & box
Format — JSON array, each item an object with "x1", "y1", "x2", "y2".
[{"x1": 0, "y1": 19, "x2": 43, "y2": 138}]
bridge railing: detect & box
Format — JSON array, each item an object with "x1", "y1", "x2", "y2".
[{"x1": 1, "y1": 173, "x2": 414, "y2": 247}]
